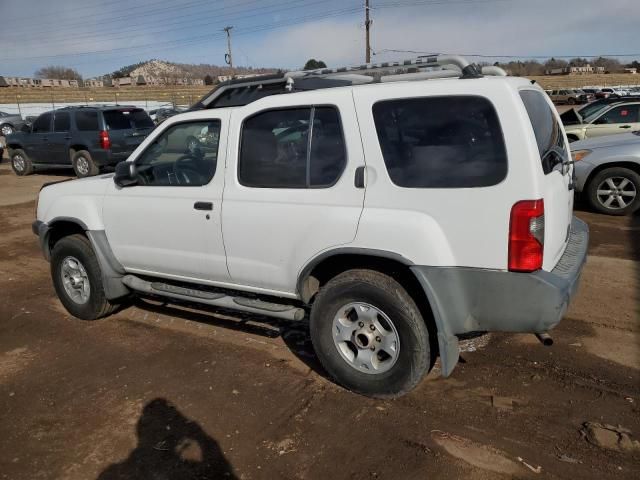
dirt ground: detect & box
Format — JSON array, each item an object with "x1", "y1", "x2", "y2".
[{"x1": 0, "y1": 162, "x2": 639, "y2": 480}]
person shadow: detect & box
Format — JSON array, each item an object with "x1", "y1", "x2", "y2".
[{"x1": 98, "y1": 398, "x2": 237, "y2": 480}]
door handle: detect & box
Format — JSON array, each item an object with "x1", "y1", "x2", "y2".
[
  {"x1": 42, "y1": 137, "x2": 48, "y2": 141},
  {"x1": 354, "y1": 166, "x2": 365, "y2": 188},
  {"x1": 619, "y1": 125, "x2": 632, "y2": 129},
  {"x1": 194, "y1": 201, "x2": 213, "y2": 211},
  {"x1": 64, "y1": 136, "x2": 72, "y2": 140}
]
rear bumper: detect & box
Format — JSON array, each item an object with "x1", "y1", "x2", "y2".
[{"x1": 412, "y1": 217, "x2": 589, "y2": 336}]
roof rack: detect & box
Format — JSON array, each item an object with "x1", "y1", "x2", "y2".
[{"x1": 191, "y1": 54, "x2": 507, "y2": 110}]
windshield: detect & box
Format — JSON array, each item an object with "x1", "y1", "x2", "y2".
[{"x1": 578, "y1": 101, "x2": 610, "y2": 120}]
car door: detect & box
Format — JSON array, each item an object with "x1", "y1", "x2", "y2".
[
  {"x1": 102, "y1": 113, "x2": 230, "y2": 283},
  {"x1": 222, "y1": 90, "x2": 365, "y2": 295},
  {"x1": 584, "y1": 104, "x2": 640, "y2": 138},
  {"x1": 48, "y1": 111, "x2": 71, "y2": 164},
  {"x1": 26, "y1": 112, "x2": 52, "y2": 163}
]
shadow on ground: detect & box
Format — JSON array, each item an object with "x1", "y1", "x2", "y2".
[
  {"x1": 97, "y1": 398, "x2": 237, "y2": 480},
  {"x1": 132, "y1": 297, "x2": 326, "y2": 376}
]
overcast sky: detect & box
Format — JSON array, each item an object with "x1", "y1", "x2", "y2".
[{"x1": 1, "y1": 0, "x2": 639, "y2": 77}]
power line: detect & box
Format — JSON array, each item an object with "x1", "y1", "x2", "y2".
[
  {"x1": 6, "y1": 0, "x2": 333, "y2": 49},
  {"x1": 376, "y1": 49, "x2": 640, "y2": 59}
]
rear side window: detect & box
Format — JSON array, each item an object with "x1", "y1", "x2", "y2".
[
  {"x1": 372, "y1": 96, "x2": 507, "y2": 188},
  {"x1": 519, "y1": 90, "x2": 567, "y2": 174},
  {"x1": 32, "y1": 113, "x2": 52, "y2": 133},
  {"x1": 130, "y1": 110, "x2": 154, "y2": 128},
  {"x1": 54, "y1": 112, "x2": 70, "y2": 132},
  {"x1": 103, "y1": 110, "x2": 132, "y2": 130},
  {"x1": 75, "y1": 111, "x2": 99, "y2": 131},
  {"x1": 239, "y1": 106, "x2": 346, "y2": 188}
]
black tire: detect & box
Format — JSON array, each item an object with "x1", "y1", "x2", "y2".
[
  {"x1": 72, "y1": 150, "x2": 99, "y2": 178},
  {"x1": 586, "y1": 167, "x2": 640, "y2": 216},
  {"x1": 567, "y1": 97, "x2": 576, "y2": 105},
  {"x1": 310, "y1": 269, "x2": 432, "y2": 398},
  {"x1": 51, "y1": 234, "x2": 118, "y2": 320},
  {"x1": 1, "y1": 123, "x2": 14, "y2": 136},
  {"x1": 10, "y1": 148, "x2": 33, "y2": 176}
]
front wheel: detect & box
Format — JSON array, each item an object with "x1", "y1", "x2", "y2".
[
  {"x1": 586, "y1": 167, "x2": 640, "y2": 215},
  {"x1": 567, "y1": 97, "x2": 576, "y2": 105},
  {"x1": 310, "y1": 269, "x2": 432, "y2": 398},
  {"x1": 51, "y1": 234, "x2": 118, "y2": 320},
  {"x1": 10, "y1": 148, "x2": 33, "y2": 176}
]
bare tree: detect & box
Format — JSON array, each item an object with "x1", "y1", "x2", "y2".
[{"x1": 35, "y1": 66, "x2": 83, "y2": 81}]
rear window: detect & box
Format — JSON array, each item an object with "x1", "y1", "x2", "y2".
[
  {"x1": 103, "y1": 109, "x2": 154, "y2": 130},
  {"x1": 372, "y1": 96, "x2": 507, "y2": 188},
  {"x1": 519, "y1": 90, "x2": 567, "y2": 174},
  {"x1": 75, "y1": 110, "x2": 99, "y2": 131}
]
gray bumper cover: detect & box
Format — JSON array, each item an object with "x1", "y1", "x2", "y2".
[{"x1": 412, "y1": 216, "x2": 589, "y2": 376}]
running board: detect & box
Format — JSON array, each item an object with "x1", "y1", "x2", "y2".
[{"x1": 122, "y1": 275, "x2": 305, "y2": 321}]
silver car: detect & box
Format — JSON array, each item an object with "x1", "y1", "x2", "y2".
[
  {"x1": 572, "y1": 132, "x2": 640, "y2": 215},
  {"x1": 0, "y1": 111, "x2": 26, "y2": 136}
]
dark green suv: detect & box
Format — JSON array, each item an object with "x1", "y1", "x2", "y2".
[{"x1": 6, "y1": 106, "x2": 154, "y2": 178}]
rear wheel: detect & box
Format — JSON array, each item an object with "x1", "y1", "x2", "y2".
[
  {"x1": 51, "y1": 234, "x2": 118, "y2": 320},
  {"x1": 310, "y1": 269, "x2": 432, "y2": 398},
  {"x1": 72, "y1": 150, "x2": 99, "y2": 178},
  {"x1": 10, "y1": 148, "x2": 33, "y2": 176},
  {"x1": 567, "y1": 97, "x2": 576, "y2": 105},
  {"x1": 586, "y1": 167, "x2": 640, "y2": 215}
]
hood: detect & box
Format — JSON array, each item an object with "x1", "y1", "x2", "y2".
[
  {"x1": 41, "y1": 172, "x2": 115, "y2": 196},
  {"x1": 571, "y1": 132, "x2": 640, "y2": 151}
]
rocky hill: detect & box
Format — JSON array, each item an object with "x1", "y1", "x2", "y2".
[{"x1": 109, "y1": 59, "x2": 276, "y2": 80}]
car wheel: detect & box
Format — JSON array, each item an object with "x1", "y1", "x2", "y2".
[
  {"x1": 586, "y1": 167, "x2": 640, "y2": 216},
  {"x1": 567, "y1": 98, "x2": 576, "y2": 105},
  {"x1": 72, "y1": 150, "x2": 99, "y2": 178},
  {"x1": 1, "y1": 123, "x2": 14, "y2": 136},
  {"x1": 10, "y1": 148, "x2": 33, "y2": 176},
  {"x1": 51, "y1": 234, "x2": 118, "y2": 320},
  {"x1": 310, "y1": 269, "x2": 432, "y2": 398}
]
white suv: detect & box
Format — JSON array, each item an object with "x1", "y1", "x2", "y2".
[{"x1": 32, "y1": 56, "x2": 589, "y2": 397}]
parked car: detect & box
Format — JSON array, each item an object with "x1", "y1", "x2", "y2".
[
  {"x1": 597, "y1": 87, "x2": 627, "y2": 99},
  {"x1": 571, "y1": 132, "x2": 640, "y2": 215},
  {"x1": 6, "y1": 106, "x2": 154, "y2": 177},
  {"x1": 563, "y1": 101, "x2": 640, "y2": 142},
  {"x1": 151, "y1": 107, "x2": 186, "y2": 124},
  {"x1": 560, "y1": 97, "x2": 640, "y2": 127},
  {"x1": 548, "y1": 89, "x2": 587, "y2": 105},
  {"x1": 32, "y1": 55, "x2": 587, "y2": 397},
  {"x1": 0, "y1": 111, "x2": 27, "y2": 136}
]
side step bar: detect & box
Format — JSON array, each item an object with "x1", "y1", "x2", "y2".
[{"x1": 122, "y1": 275, "x2": 305, "y2": 321}]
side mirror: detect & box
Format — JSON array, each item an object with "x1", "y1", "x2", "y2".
[{"x1": 114, "y1": 161, "x2": 138, "y2": 187}]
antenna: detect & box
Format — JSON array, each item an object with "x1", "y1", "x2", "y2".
[{"x1": 223, "y1": 26, "x2": 234, "y2": 70}]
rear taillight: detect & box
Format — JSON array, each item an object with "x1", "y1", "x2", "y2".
[
  {"x1": 508, "y1": 199, "x2": 544, "y2": 272},
  {"x1": 99, "y1": 130, "x2": 111, "y2": 150}
]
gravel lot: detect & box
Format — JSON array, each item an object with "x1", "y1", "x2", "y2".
[{"x1": 0, "y1": 162, "x2": 639, "y2": 480}]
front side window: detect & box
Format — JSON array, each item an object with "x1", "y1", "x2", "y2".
[
  {"x1": 373, "y1": 96, "x2": 507, "y2": 188},
  {"x1": 594, "y1": 104, "x2": 640, "y2": 124},
  {"x1": 32, "y1": 113, "x2": 52, "y2": 133},
  {"x1": 135, "y1": 120, "x2": 221, "y2": 186},
  {"x1": 239, "y1": 106, "x2": 346, "y2": 188},
  {"x1": 54, "y1": 112, "x2": 70, "y2": 132}
]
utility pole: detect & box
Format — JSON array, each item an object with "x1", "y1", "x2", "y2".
[
  {"x1": 224, "y1": 26, "x2": 234, "y2": 70},
  {"x1": 365, "y1": 0, "x2": 372, "y2": 63}
]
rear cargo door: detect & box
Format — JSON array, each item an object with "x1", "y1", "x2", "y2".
[
  {"x1": 520, "y1": 89, "x2": 573, "y2": 270},
  {"x1": 103, "y1": 108, "x2": 154, "y2": 155}
]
